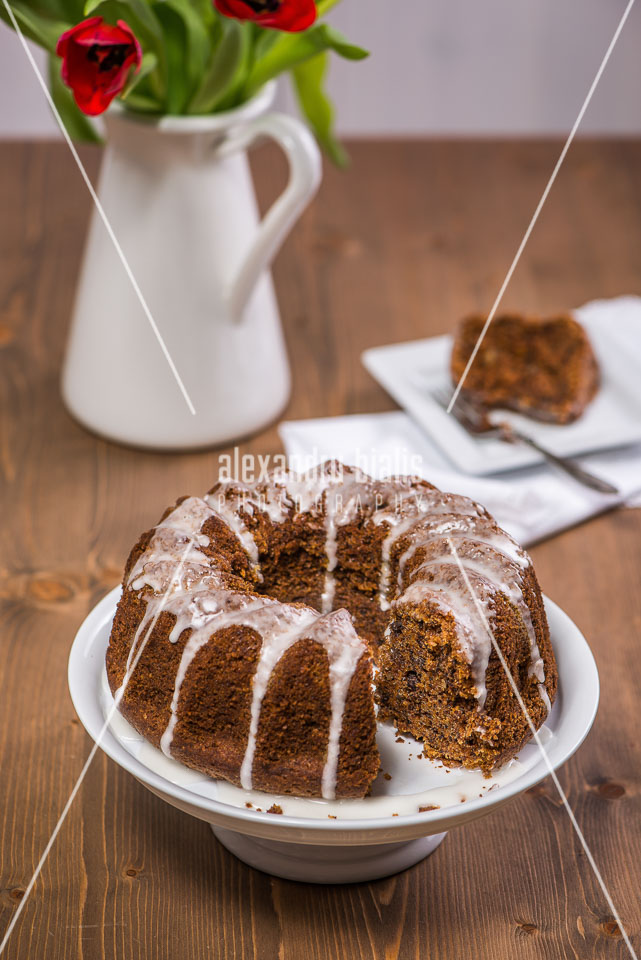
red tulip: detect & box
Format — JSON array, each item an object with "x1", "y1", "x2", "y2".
[
  {"x1": 214, "y1": 0, "x2": 316, "y2": 32},
  {"x1": 56, "y1": 17, "x2": 142, "y2": 116}
]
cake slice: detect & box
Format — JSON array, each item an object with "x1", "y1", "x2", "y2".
[
  {"x1": 450, "y1": 313, "x2": 599, "y2": 424},
  {"x1": 374, "y1": 514, "x2": 555, "y2": 774}
]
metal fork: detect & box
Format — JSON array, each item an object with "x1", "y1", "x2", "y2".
[{"x1": 432, "y1": 387, "x2": 619, "y2": 495}]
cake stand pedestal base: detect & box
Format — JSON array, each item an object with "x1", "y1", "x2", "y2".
[{"x1": 211, "y1": 825, "x2": 447, "y2": 883}]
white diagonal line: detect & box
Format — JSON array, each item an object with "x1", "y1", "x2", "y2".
[
  {"x1": 0, "y1": 539, "x2": 196, "y2": 956},
  {"x1": 448, "y1": 0, "x2": 637, "y2": 413},
  {"x1": 1, "y1": 0, "x2": 197, "y2": 416},
  {"x1": 446, "y1": 537, "x2": 638, "y2": 959}
]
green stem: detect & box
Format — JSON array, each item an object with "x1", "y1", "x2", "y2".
[{"x1": 316, "y1": 0, "x2": 342, "y2": 17}]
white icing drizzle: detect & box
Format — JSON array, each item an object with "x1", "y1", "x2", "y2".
[
  {"x1": 321, "y1": 506, "x2": 339, "y2": 614},
  {"x1": 319, "y1": 474, "x2": 371, "y2": 614},
  {"x1": 538, "y1": 682, "x2": 552, "y2": 714},
  {"x1": 455, "y1": 551, "x2": 545, "y2": 686},
  {"x1": 270, "y1": 463, "x2": 365, "y2": 514},
  {"x1": 377, "y1": 515, "x2": 423, "y2": 612},
  {"x1": 373, "y1": 490, "x2": 486, "y2": 610},
  {"x1": 204, "y1": 484, "x2": 261, "y2": 569},
  {"x1": 395, "y1": 515, "x2": 528, "y2": 589},
  {"x1": 127, "y1": 497, "x2": 215, "y2": 593},
  {"x1": 320, "y1": 609, "x2": 367, "y2": 798}
]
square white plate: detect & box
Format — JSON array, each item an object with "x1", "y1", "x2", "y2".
[{"x1": 362, "y1": 298, "x2": 641, "y2": 475}]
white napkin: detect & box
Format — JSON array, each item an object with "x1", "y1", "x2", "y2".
[
  {"x1": 279, "y1": 412, "x2": 641, "y2": 548},
  {"x1": 280, "y1": 295, "x2": 641, "y2": 545}
]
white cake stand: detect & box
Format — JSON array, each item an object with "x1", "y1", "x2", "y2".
[{"x1": 68, "y1": 587, "x2": 598, "y2": 883}]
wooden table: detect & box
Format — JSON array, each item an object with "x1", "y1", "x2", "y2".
[{"x1": 1, "y1": 139, "x2": 640, "y2": 959}]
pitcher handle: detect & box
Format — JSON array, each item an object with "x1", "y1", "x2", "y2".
[{"x1": 225, "y1": 112, "x2": 322, "y2": 324}]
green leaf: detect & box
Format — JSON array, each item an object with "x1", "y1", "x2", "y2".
[
  {"x1": 155, "y1": 0, "x2": 210, "y2": 95},
  {"x1": 84, "y1": 0, "x2": 162, "y2": 40},
  {"x1": 121, "y1": 50, "x2": 157, "y2": 98},
  {"x1": 49, "y1": 0, "x2": 85, "y2": 25},
  {"x1": 200, "y1": 16, "x2": 253, "y2": 113},
  {"x1": 0, "y1": 0, "x2": 80, "y2": 30},
  {"x1": 319, "y1": 24, "x2": 368, "y2": 61},
  {"x1": 244, "y1": 22, "x2": 368, "y2": 96},
  {"x1": 293, "y1": 51, "x2": 347, "y2": 167},
  {"x1": 188, "y1": 18, "x2": 246, "y2": 114},
  {"x1": 153, "y1": 2, "x2": 189, "y2": 113},
  {"x1": 252, "y1": 22, "x2": 279, "y2": 60},
  {"x1": 0, "y1": 1, "x2": 68, "y2": 53},
  {"x1": 47, "y1": 53, "x2": 102, "y2": 141},
  {"x1": 121, "y1": 91, "x2": 163, "y2": 112},
  {"x1": 315, "y1": 0, "x2": 342, "y2": 17}
]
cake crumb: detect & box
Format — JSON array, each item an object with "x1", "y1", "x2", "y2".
[
  {"x1": 245, "y1": 802, "x2": 253, "y2": 809},
  {"x1": 418, "y1": 804, "x2": 440, "y2": 812},
  {"x1": 395, "y1": 737, "x2": 405, "y2": 744},
  {"x1": 383, "y1": 772, "x2": 392, "y2": 781},
  {"x1": 267, "y1": 804, "x2": 283, "y2": 815},
  {"x1": 328, "y1": 814, "x2": 337, "y2": 819},
  {"x1": 392, "y1": 813, "x2": 399, "y2": 817}
]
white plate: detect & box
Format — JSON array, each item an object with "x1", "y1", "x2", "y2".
[
  {"x1": 68, "y1": 587, "x2": 598, "y2": 880},
  {"x1": 362, "y1": 300, "x2": 641, "y2": 475}
]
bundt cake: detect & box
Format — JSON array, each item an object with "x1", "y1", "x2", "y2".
[
  {"x1": 106, "y1": 462, "x2": 557, "y2": 800},
  {"x1": 450, "y1": 313, "x2": 599, "y2": 423}
]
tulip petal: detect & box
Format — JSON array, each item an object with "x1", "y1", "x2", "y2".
[{"x1": 56, "y1": 15, "x2": 142, "y2": 115}]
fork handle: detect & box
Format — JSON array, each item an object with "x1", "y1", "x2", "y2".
[{"x1": 507, "y1": 429, "x2": 619, "y2": 495}]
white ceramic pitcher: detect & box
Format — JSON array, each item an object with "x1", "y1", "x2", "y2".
[{"x1": 61, "y1": 82, "x2": 321, "y2": 450}]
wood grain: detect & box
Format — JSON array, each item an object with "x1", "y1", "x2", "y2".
[{"x1": 1, "y1": 139, "x2": 640, "y2": 959}]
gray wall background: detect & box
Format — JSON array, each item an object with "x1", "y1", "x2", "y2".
[{"x1": 1, "y1": 0, "x2": 640, "y2": 137}]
